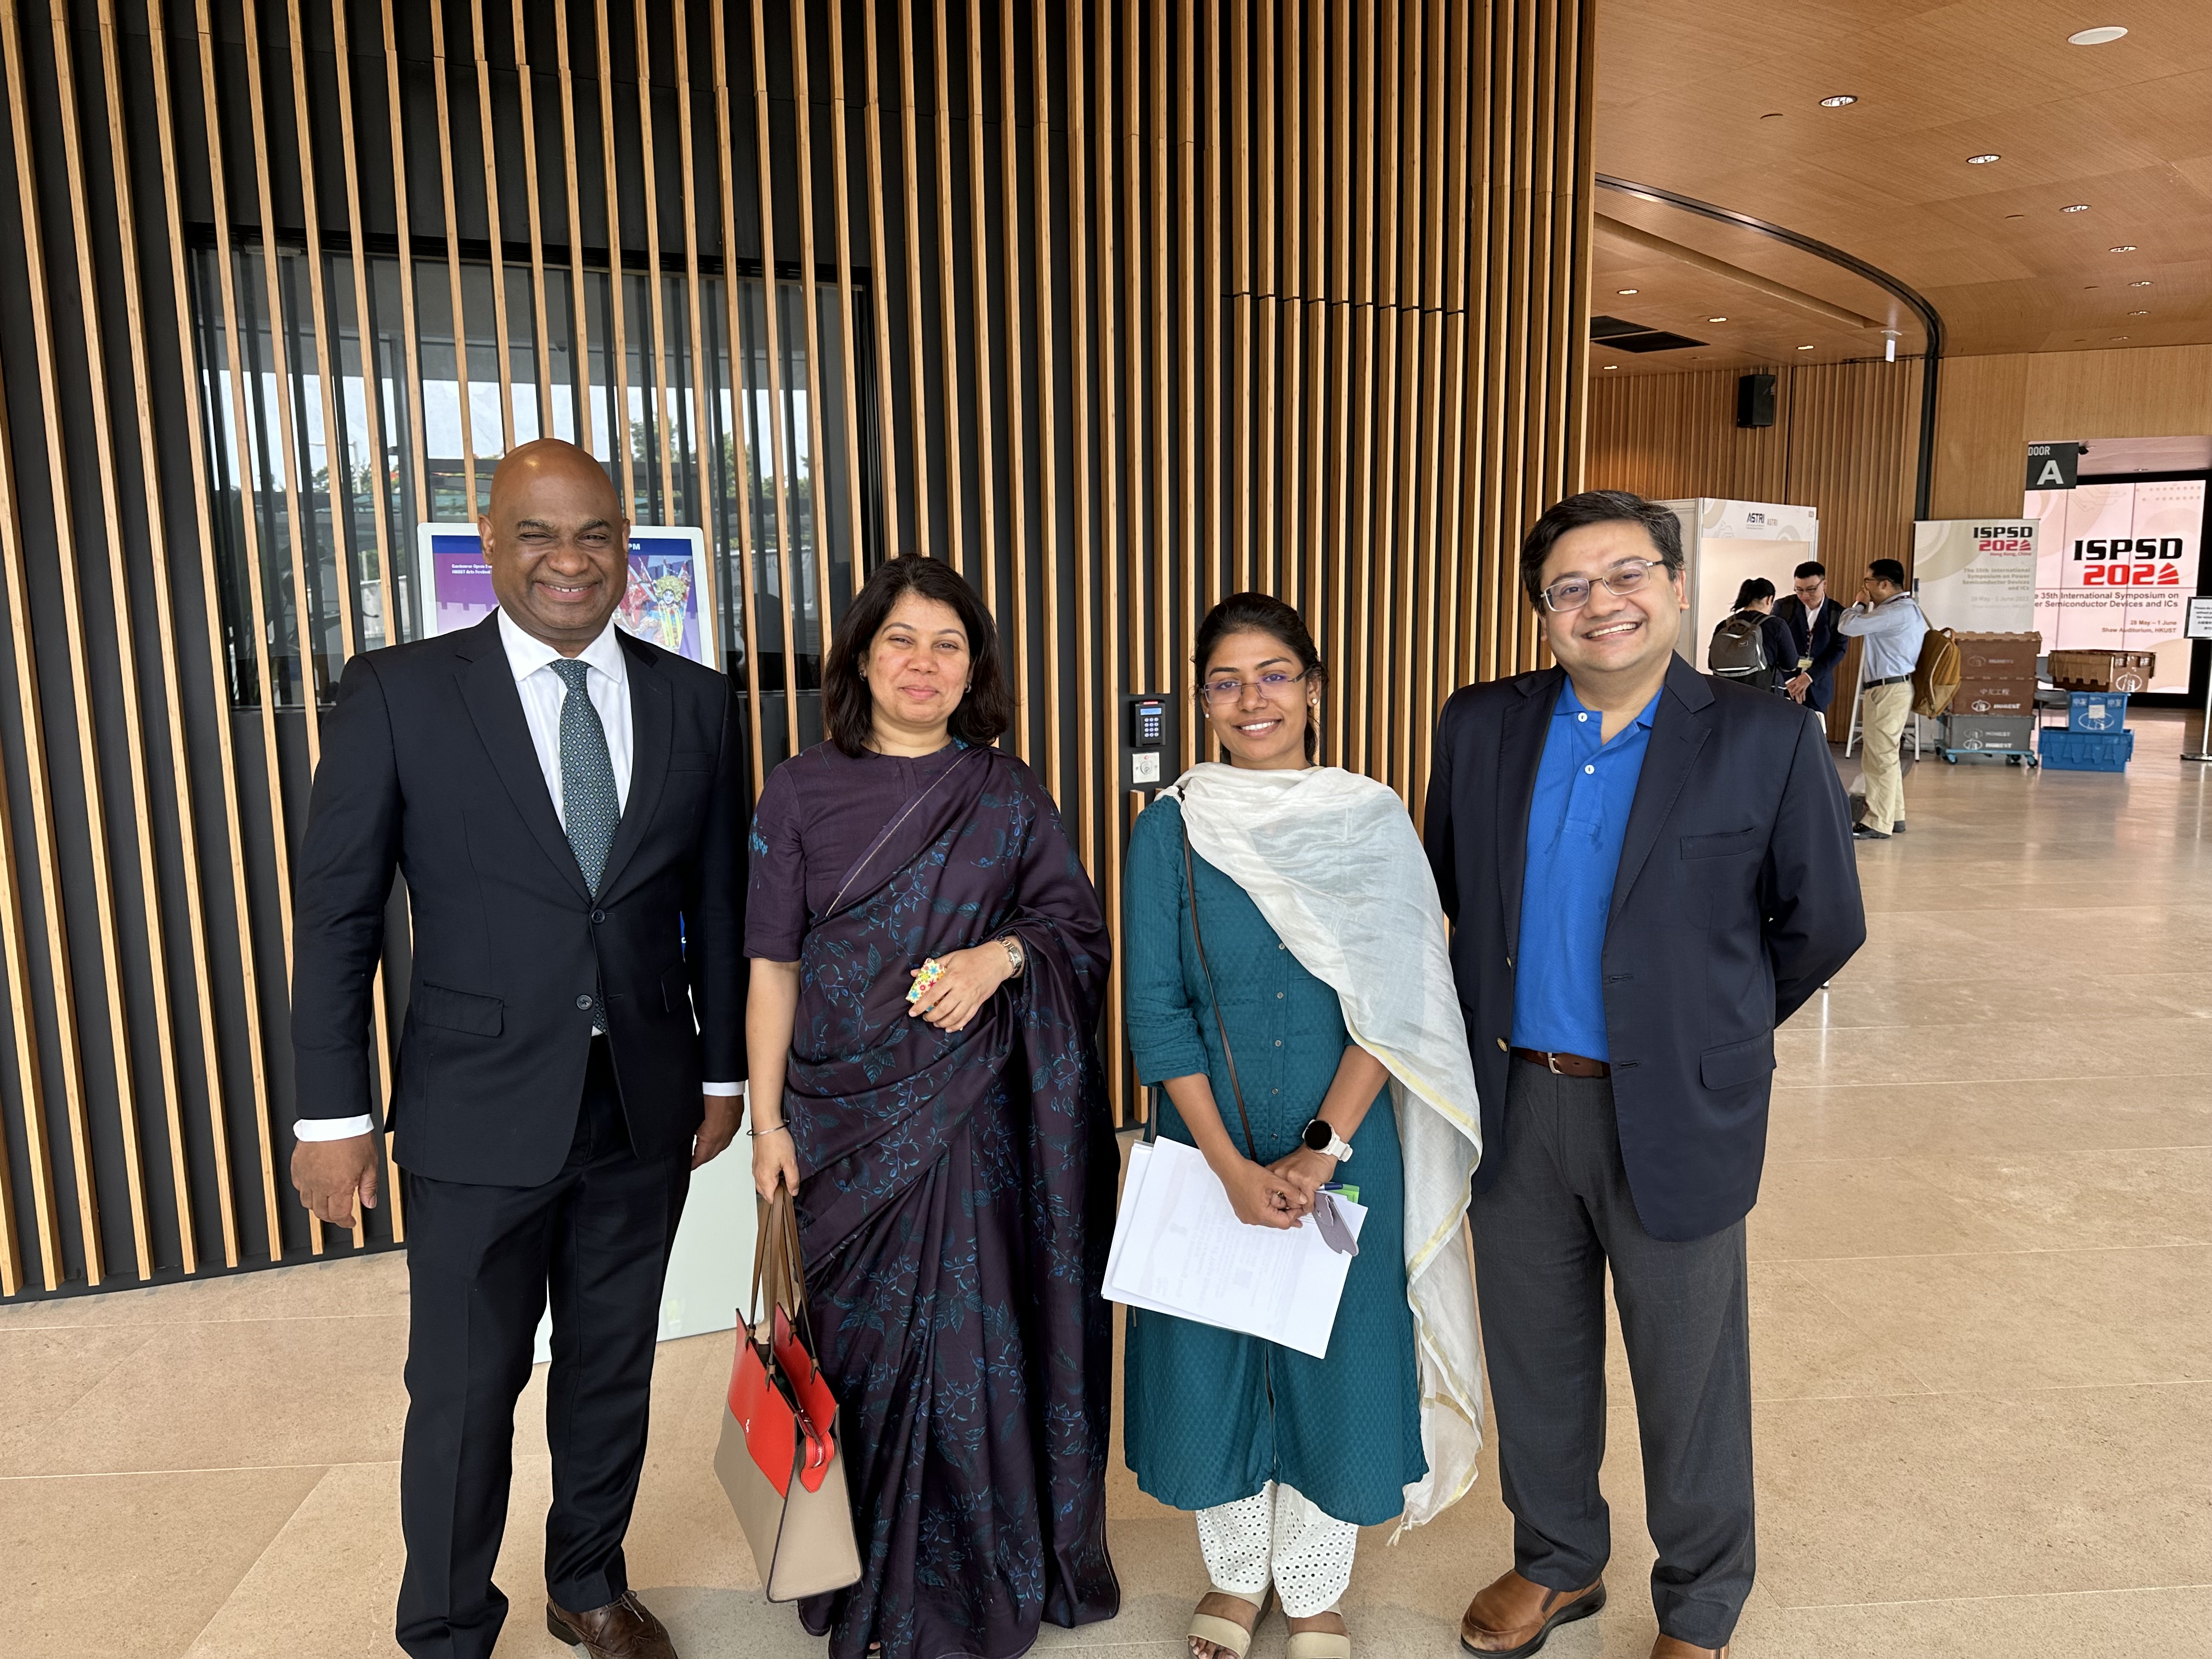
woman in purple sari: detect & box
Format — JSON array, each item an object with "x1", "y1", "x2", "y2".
[{"x1": 744, "y1": 557, "x2": 1120, "y2": 1659}]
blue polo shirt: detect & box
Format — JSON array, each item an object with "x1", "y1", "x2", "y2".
[{"x1": 1510, "y1": 682, "x2": 1662, "y2": 1061}]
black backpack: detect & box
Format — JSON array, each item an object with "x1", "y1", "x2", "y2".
[{"x1": 1709, "y1": 610, "x2": 1770, "y2": 680}]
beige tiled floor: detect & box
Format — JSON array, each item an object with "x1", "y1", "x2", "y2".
[{"x1": 7, "y1": 715, "x2": 2210, "y2": 1657}]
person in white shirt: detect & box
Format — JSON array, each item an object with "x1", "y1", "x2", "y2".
[{"x1": 1836, "y1": 558, "x2": 1927, "y2": 841}]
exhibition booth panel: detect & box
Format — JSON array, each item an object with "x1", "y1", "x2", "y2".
[{"x1": 1658, "y1": 498, "x2": 1821, "y2": 673}]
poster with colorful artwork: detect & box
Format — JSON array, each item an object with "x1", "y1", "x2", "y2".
[
  {"x1": 412, "y1": 524, "x2": 718, "y2": 670},
  {"x1": 2023, "y1": 478, "x2": 2204, "y2": 693}
]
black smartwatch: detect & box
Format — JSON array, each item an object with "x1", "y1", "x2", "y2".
[{"x1": 1301, "y1": 1117, "x2": 1353, "y2": 1163}]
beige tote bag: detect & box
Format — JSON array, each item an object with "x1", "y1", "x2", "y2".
[{"x1": 714, "y1": 1188, "x2": 862, "y2": 1601}]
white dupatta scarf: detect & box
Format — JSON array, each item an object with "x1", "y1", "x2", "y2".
[{"x1": 1171, "y1": 761, "x2": 1486, "y2": 1533}]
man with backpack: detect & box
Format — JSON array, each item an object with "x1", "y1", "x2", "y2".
[{"x1": 1838, "y1": 558, "x2": 1927, "y2": 842}]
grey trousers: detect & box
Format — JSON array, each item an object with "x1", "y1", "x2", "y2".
[{"x1": 1468, "y1": 1060, "x2": 1754, "y2": 1650}]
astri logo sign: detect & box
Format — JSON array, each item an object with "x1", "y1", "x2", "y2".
[{"x1": 2070, "y1": 537, "x2": 2186, "y2": 586}]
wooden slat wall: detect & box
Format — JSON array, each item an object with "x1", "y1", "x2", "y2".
[
  {"x1": 1932, "y1": 343, "x2": 2212, "y2": 521},
  {"x1": 1586, "y1": 356, "x2": 1926, "y2": 738},
  {"x1": 0, "y1": 0, "x2": 1595, "y2": 1299}
]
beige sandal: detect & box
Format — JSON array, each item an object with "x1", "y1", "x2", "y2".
[
  {"x1": 1188, "y1": 1588, "x2": 1271, "y2": 1658},
  {"x1": 1286, "y1": 1633, "x2": 1351, "y2": 1659}
]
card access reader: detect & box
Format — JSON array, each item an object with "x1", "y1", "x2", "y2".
[{"x1": 1120, "y1": 692, "x2": 1177, "y2": 793}]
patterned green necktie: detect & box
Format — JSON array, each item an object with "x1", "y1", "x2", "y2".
[{"x1": 550, "y1": 657, "x2": 619, "y2": 895}]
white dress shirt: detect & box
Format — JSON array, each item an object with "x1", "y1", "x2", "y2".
[{"x1": 297, "y1": 611, "x2": 738, "y2": 1144}]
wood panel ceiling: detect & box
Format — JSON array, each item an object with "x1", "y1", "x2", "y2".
[{"x1": 1595, "y1": 0, "x2": 2212, "y2": 359}]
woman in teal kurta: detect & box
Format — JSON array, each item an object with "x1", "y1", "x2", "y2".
[{"x1": 1120, "y1": 595, "x2": 1454, "y2": 1659}]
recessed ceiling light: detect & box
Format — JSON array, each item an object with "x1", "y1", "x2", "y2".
[
  {"x1": 1617, "y1": 288, "x2": 1638, "y2": 295},
  {"x1": 2061, "y1": 204, "x2": 2091, "y2": 212},
  {"x1": 1967, "y1": 154, "x2": 2001, "y2": 164},
  {"x1": 2111, "y1": 336, "x2": 2129, "y2": 341},
  {"x1": 2068, "y1": 26, "x2": 2128, "y2": 45},
  {"x1": 2129, "y1": 309, "x2": 2148, "y2": 315},
  {"x1": 2130, "y1": 280, "x2": 2153, "y2": 286},
  {"x1": 1819, "y1": 94, "x2": 1857, "y2": 108},
  {"x1": 1707, "y1": 316, "x2": 1729, "y2": 323},
  {"x1": 1603, "y1": 364, "x2": 1618, "y2": 370},
  {"x1": 1796, "y1": 345, "x2": 1815, "y2": 351},
  {"x1": 2110, "y1": 245, "x2": 2137, "y2": 252}
]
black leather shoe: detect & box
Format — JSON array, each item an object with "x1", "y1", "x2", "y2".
[{"x1": 1852, "y1": 824, "x2": 1889, "y2": 841}]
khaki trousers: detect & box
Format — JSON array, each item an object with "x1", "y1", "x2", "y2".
[{"x1": 1859, "y1": 680, "x2": 1913, "y2": 831}]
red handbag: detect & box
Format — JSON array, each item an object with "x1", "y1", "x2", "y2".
[{"x1": 712, "y1": 1188, "x2": 862, "y2": 1599}]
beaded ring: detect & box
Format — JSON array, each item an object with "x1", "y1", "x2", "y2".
[{"x1": 906, "y1": 957, "x2": 949, "y2": 1005}]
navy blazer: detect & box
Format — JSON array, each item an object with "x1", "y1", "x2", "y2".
[
  {"x1": 1423, "y1": 654, "x2": 1865, "y2": 1241},
  {"x1": 291, "y1": 615, "x2": 751, "y2": 1186},
  {"x1": 1776, "y1": 594, "x2": 1850, "y2": 712}
]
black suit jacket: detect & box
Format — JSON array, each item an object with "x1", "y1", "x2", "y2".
[
  {"x1": 1423, "y1": 655, "x2": 1865, "y2": 1241},
  {"x1": 291, "y1": 615, "x2": 749, "y2": 1186},
  {"x1": 1776, "y1": 594, "x2": 1849, "y2": 712}
]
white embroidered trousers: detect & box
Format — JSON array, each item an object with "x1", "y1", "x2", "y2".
[{"x1": 1194, "y1": 1480, "x2": 1359, "y2": 1618}]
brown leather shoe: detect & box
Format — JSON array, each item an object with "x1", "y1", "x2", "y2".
[
  {"x1": 1459, "y1": 1568, "x2": 1605, "y2": 1656},
  {"x1": 1650, "y1": 1640, "x2": 1728, "y2": 1658},
  {"x1": 546, "y1": 1591, "x2": 678, "y2": 1658}
]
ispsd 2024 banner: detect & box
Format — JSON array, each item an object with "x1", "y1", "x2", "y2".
[{"x1": 2024, "y1": 477, "x2": 2205, "y2": 692}]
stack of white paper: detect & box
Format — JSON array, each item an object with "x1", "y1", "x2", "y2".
[{"x1": 1103, "y1": 1138, "x2": 1368, "y2": 1359}]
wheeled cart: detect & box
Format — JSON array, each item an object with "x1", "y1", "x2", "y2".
[{"x1": 1934, "y1": 712, "x2": 2039, "y2": 768}]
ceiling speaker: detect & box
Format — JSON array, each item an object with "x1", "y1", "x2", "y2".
[{"x1": 1736, "y1": 373, "x2": 1777, "y2": 430}]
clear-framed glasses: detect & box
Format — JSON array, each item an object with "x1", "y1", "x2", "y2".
[
  {"x1": 1539, "y1": 557, "x2": 1666, "y2": 614},
  {"x1": 1199, "y1": 668, "x2": 1312, "y2": 708}
]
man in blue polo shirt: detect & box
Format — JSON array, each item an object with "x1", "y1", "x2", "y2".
[{"x1": 1425, "y1": 491, "x2": 1864, "y2": 1659}]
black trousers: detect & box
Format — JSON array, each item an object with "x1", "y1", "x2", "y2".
[
  {"x1": 1468, "y1": 1060, "x2": 1754, "y2": 1650},
  {"x1": 395, "y1": 1037, "x2": 691, "y2": 1659}
]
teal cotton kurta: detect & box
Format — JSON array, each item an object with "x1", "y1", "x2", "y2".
[{"x1": 1119, "y1": 793, "x2": 1425, "y2": 1527}]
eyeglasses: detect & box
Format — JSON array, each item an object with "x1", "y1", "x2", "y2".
[
  {"x1": 1538, "y1": 557, "x2": 1667, "y2": 614},
  {"x1": 1199, "y1": 668, "x2": 1312, "y2": 708}
]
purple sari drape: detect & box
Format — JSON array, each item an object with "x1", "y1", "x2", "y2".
[{"x1": 785, "y1": 746, "x2": 1119, "y2": 1659}]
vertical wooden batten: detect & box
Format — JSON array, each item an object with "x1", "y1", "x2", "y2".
[
  {"x1": 857, "y1": 0, "x2": 899, "y2": 561},
  {"x1": 635, "y1": 0, "x2": 679, "y2": 521},
  {"x1": 512, "y1": 0, "x2": 555, "y2": 440},
  {"x1": 785, "y1": 0, "x2": 837, "y2": 651},
  {"x1": 595, "y1": 1, "x2": 633, "y2": 512},
  {"x1": 825, "y1": 0, "x2": 868, "y2": 594},
  {"x1": 325, "y1": 0, "x2": 404, "y2": 1243},
  {"x1": 747, "y1": 0, "x2": 800, "y2": 754},
  {"x1": 992, "y1": 0, "x2": 1028, "y2": 755},
  {"x1": 711, "y1": 0, "x2": 770, "y2": 788},
  {"x1": 5, "y1": 0, "x2": 129, "y2": 1284},
  {"x1": 0, "y1": 298, "x2": 63, "y2": 1293},
  {"x1": 44, "y1": 1, "x2": 178, "y2": 1276},
  {"x1": 430, "y1": 0, "x2": 482, "y2": 515},
  {"x1": 673, "y1": 0, "x2": 724, "y2": 668},
  {"x1": 148, "y1": 0, "x2": 255, "y2": 1268},
  {"x1": 961, "y1": 0, "x2": 998, "y2": 614},
  {"x1": 470, "y1": 0, "x2": 517, "y2": 450}
]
